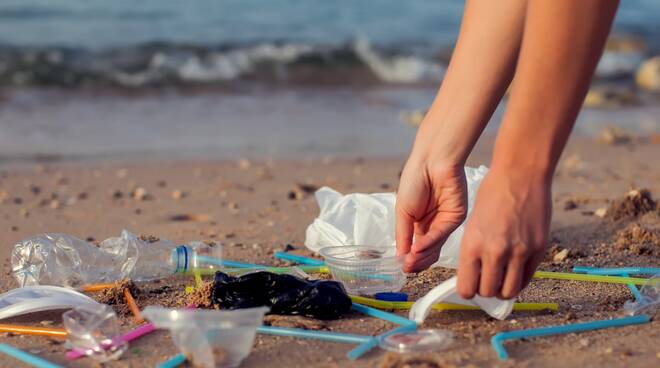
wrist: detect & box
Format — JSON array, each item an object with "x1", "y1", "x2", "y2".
[{"x1": 409, "y1": 118, "x2": 472, "y2": 167}]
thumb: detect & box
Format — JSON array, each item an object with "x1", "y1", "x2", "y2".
[{"x1": 395, "y1": 206, "x2": 415, "y2": 256}]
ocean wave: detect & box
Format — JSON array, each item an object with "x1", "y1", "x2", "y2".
[{"x1": 0, "y1": 40, "x2": 445, "y2": 88}]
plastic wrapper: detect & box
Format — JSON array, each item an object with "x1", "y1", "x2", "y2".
[
  {"x1": 11, "y1": 230, "x2": 222, "y2": 287},
  {"x1": 305, "y1": 166, "x2": 514, "y2": 320},
  {"x1": 0, "y1": 285, "x2": 100, "y2": 320},
  {"x1": 212, "y1": 271, "x2": 352, "y2": 320},
  {"x1": 142, "y1": 306, "x2": 268, "y2": 368},
  {"x1": 63, "y1": 304, "x2": 127, "y2": 362},
  {"x1": 624, "y1": 273, "x2": 660, "y2": 316}
]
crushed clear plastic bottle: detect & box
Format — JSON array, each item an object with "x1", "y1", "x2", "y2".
[{"x1": 11, "y1": 230, "x2": 222, "y2": 287}]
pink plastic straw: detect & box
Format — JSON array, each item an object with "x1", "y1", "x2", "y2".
[{"x1": 66, "y1": 323, "x2": 155, "y2": 360}]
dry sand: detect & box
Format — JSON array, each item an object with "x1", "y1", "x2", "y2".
[{"x1": 0, "y1": 137, "x2": 658, "y2": 367}]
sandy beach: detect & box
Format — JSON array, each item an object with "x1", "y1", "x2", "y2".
[{"x1": 0, "y1": 135, "x2": 658, "y2": 367}]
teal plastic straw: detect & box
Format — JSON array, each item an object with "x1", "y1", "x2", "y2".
[
  {"x1": 621, "y1": 273, "x2": 643, "y2": 302},
  {"x1": 257, "y1": 326, "x2": 373, "y2": 344},
  {"x1": 197, "y1": 256, "x2": 265, "y2": 269},
  {"x1": 274, "y1": 252, "x2": 326, "y2": 266},
  {"x1": 0, "y1": 344, "x2": 63, "y2": 368},
  {"x1": 572, "y1": 266, "x2": 660, "y2": 276},
  {"x1": 158, "y1": 353, "x2": 186, "y2": 368},
  {"x1": 572, "y1": 266, "x2": 648, "y2": 301},
  {"x1": 351, "y1": 303, "x2": 416, "y2": 326},
  {"x1": 491, "y1": 315, "x2": 651, "y2": 360},
  {"x1": 347, "y1": 303, "x2": 417, "y2": 360}
]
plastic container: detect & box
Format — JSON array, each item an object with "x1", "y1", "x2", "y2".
[
  {"x1": 379, "y1": 329, "x2": 453, "y2": 353},
  {"x1": 11, "y1": 231, "x2": 222, "y2": 287},
  {"x1": 624, "y1": 273, "x2": 660, "y2": 316},
  {"x1": 319, "y1": 246, "x2": 405, "y2": 295},
  {"x1": 142, "y1": 306, "x2": 268, "y2": 368},
  {"x1": 63, "y1": 305, "x2": 127, "y2": 362}
]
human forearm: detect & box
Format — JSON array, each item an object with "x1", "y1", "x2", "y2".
[
  {"x1": 411, "y1": 0, "x2": 528, "y2": 165},
  {"x1": 491, "y1": 0, "x2": 619, "y2": 179}
]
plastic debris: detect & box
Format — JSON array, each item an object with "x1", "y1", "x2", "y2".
[
  {"x1": 0, "y1": 285, "x2": 100, "y2": 320},
  {"x1": 624, "y1": 273, "x2": 660, "y2": 316},
  {"x1": 142, "y1": 306, "x2": 268, "y2": 368},
  {"x1": 0, "y1": 343, "x2": 63, "y2": 368},
  {"x1": 319, "y1": 246, "x2": 406, "y2": 295},
  {"x1": 11, "y1": 230, "x2": 222, "y2": 287},
  {"x1": 491, "y1": 315, "x2": 651, "y2": 360},
  {"x1": 348, "y1": 303, "x2": 417, "y2": 360},
  {"x1": 375, "y1": 292, "x2": 409, "y2": 302},
  {"x1": 379, "y1": 329, "x2": 454, "y2": 353},
  {"x1": 212, "y1": 271, "x2": 352, "y2": 320},
  {"x1": 409, "y1": 276, "x2": 514, "y2": 323},
  {"x1": 63, "y1": 304, "x2": 127, "y2": 362}
]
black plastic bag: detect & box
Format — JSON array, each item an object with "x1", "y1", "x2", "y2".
[{"x1": 212, "y1": 271, "x2": 352, "y2": 320}]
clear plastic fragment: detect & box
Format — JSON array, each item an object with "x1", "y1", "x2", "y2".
[{"x1": 63, "y1": 304, "x2": 127, "y2": 362}]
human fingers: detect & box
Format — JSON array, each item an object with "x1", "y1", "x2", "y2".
[
  {"x1": 395, "y1": 206, "x2": 415, "y2": 257},
  {"x1": 457, "y1": 239, "x2": 481, "y2": 299},
  {"x1": 498, "y1": 250, "x2": 528, "y2": 299}
]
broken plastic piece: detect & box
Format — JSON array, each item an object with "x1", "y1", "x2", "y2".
[
  {"x1": 319, "y1": 246, "x2": 406, "y2": 295},
  {"x1": 409, "y1": 276, "x2": 514, "y2": 323},
  {"x1": 347, "y1": 303, "x2": 417, "y2": 360},
  {"x1": 0, "y1": 285, "x2": 100, "y2": 320},
  {"x1": 624, "y1": 273, "x2": 660, "y2": 316},
  {"x1": 63, "y1": 304, "x2": 127, "y2": 362},
  {"x1": 212, "y1": 271, "x2": 352, "y2": 320},
  {"x1": 142, "y1": 306, "x2": 268, "y2": 368},
  {"x1": 491, "y1": 315, "x2": 650, "y2": 360},
  {"x1": 379, "y1": 329, "x2": 453, "y2": 353}
]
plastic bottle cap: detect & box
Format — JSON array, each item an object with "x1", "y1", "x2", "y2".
[
  {"x1": 378, "y1": 329, "x2": 454, "y2": 353},
  {"x1": 374, "y1": 292, "x2": 408, "y2": 302},
  {"x1": 172, "y1": 246, "x2": 191, "y2": 273}
]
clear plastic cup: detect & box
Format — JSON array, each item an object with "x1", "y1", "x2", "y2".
[
  {"x1": 319, "y1": 246, "x2": 406, "y2": 295},
  {"x1": 142, "y1": 306, "x2": 268, "y2": 368}
]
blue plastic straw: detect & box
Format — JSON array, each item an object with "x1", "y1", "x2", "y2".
[
  {"x1": 351, "y1": 303, "x2": 416, "y2": 326},
  {"x1": 572, "y1": 266, "x2": 660, "y2": 276},
  {"x1": 274, "y1": 252, "x2": 326, "y2": 266},
  {"x1": 621, "y1": 273, "x2": 644, "y2": 302},
  {"x1": 347, "y1": 303, "x2": 417, "y2": 360},
  {"x1": 158, "y1": 353, "x2": 186, "y2": 368},
  {"x1": 257, "y1": 326, "x2": 373, "y2": 344},
  {"x1": 0, "y1": 344, "x2": 63, "y2": 368},
  {"x1": 572, "y1": 266, "x2": 649, "y2": 301},
  {"x1": 491, "y1": 315, "x2": 651, "y2": 360}
]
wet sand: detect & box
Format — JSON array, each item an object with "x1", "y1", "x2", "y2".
[{"x1": 0, "y1": 136, "x2": 658, "y2": 367}]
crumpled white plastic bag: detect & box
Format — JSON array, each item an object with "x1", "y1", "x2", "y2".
[{"x1": 305, "y1": 165, "x2": 515, "y2": 321}]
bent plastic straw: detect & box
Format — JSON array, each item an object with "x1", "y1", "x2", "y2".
[
  {"x1": 492, "y1": 314, "x2": 650, "y2": 360},
  {"x1": 350, "y1": 295, "x2": 558, "y2": 312},
  {"x1": 572, "y1": 266, "x2": 660, "y2": 276},
  {"x1": 347, "y1": 303, "x2": 417, "y2": 360},
  {"x1": 532, "y1": 271, "x2": 650, "y2": 285},
  {"x1": 351, "y1": 303, "x2": 417, "y2": 326},
  {"x1": 67, "y1": 323, "x2": 156, "y2": 360},
  {"x1": 80, "y1": 283, "x2": 116, "y2": 292},
  {"x1": 0, "y1": 325, "x2": 67, "y2": 339},
  {"x1": 274, "y1": 252, "x2": 326, "y2": 266},
  {"x1": 0, "y1": 343, "x2": 63, "y2": 368},
  {"x1": 158, "y1": 353, "x2": 186, "y2": 368},
  {"x1": 257, "y1": 326, "x2": 373, "y2": 344},
  {"x1": 123, "y1": 289, "x2": 144, "y2": 323}
]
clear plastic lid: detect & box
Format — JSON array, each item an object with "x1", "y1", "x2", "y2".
[{"x1": 378, "y1": 329, "x2": 454, "y2": 353}]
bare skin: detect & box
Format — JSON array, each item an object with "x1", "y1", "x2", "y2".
[{"x1": 396, "y1": 0, "x2": 619, "y2": 299}]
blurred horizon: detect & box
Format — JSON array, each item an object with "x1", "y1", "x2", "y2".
[{"x1": 0, "y1": 0, "x2": 658, "y2": 163}]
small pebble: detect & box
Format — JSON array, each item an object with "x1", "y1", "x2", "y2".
[
  {"x1": 553, "y1": 249, "x2": 570, "y2": 263},
  {"x1": 50, "y1": 200, "x2": 60, "y2": 209},
  {"x1": 132, "y1": 187, "x2": 148, "y2": 201},
  {"x1": 579, "y1": 338, "x2": 590, "y2": 347},
  {"x1": 594, "y1": 207, "x2": 608, "y2": 218},
  {"x1": 238, "y1": 158, "x2": 251, "y2": 170},
  {"x1": 171, "y1": 190, "x2": 184, "y2": 200}
]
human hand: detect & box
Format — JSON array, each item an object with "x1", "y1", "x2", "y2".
[
  {"x1": 396, "y1": 160, "x2": 467, "y2": 272},
  {"x1": 456, "y1": 167, "x2": 551, "y2": 299}
]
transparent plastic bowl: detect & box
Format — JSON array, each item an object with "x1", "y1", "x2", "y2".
[
  {"x1": 319, "y1": 246, "x2": 406, "y2": 295},
  {"x1": 142, "y1": 306, "x2": 268, "y2": 368}
]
